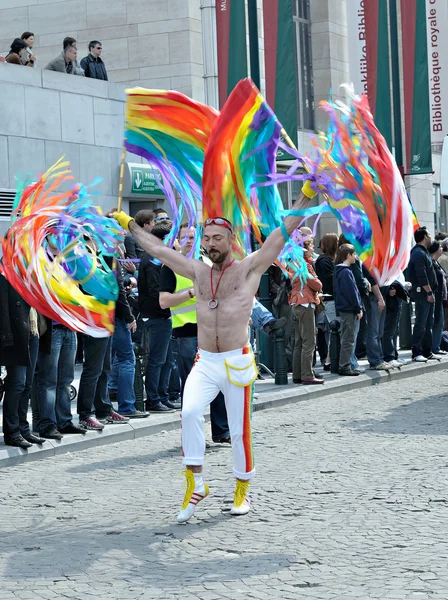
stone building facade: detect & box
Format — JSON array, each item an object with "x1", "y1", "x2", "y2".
[{"x1": 0, "y1": 0, "x2": 441, "y2": 235}]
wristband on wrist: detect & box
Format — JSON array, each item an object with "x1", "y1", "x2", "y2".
[{"x1": 302, "y1": 179, "x2": 318, "y2": 199}]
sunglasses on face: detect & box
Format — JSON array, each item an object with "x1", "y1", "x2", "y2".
[{"x1": 204, "y1": 218, "x2": 233, "y2": 233}]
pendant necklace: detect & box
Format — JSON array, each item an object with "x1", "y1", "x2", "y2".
[{"x1": 208, "y1": 259, "x2": 235, "y2": 309}]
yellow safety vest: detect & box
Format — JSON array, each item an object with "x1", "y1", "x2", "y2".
[{"x1": 171, "y1": 272, "x2": 197, "y2": 330}]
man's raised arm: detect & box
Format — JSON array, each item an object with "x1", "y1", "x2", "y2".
[
  {"x1": 113, "y1": 211, "x2": 196, "y2": 280},
  {"x1": 245, "y1": 180, "x2": 316, "y2": 275}
]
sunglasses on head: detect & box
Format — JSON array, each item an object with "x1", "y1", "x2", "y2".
[{"x1": 204, "y1": 218, "x2": 233, "y2": 233}]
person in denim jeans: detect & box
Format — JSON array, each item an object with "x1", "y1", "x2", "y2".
[
  {"x1": 362, "y1": 268, "x2": 392, "y2": 371},
  {"x1": 138, "y1": 222, "x2": 179, "y2": 412},
  {"x1": 77, "y1": 256, "x2": 137, "y2": 429},
  {"x1": 36, "y1": 324, "x2": 86, "y2": 439},
  {"x1": 109, "y1": 268, "x2": 148, "y2": 419},
  {"x1": 408, "y1": 227, "x2": 438, "y2": 361},
  {"x1": 0, "y1": 274, "x2": 48, "y2": 448},
  {"x1": 428, "y1": 241, "x2": 447, "y2": 355}
]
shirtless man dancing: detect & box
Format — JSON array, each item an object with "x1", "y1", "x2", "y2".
[{"x1": 114, "y1": 181, "x2": 316, "y2": 523}]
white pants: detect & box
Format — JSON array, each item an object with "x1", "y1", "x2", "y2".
[{"x1": 181, "y1": 346, "x2": 256, "y2": 480}]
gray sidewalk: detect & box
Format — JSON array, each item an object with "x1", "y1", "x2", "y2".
[{"x1": 1, "y1": 349, "x2": 446, "y2": 468}]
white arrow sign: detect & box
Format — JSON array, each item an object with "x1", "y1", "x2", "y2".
[{"x1": 134, "y1": 172, "x2": 142, "y2": 189}]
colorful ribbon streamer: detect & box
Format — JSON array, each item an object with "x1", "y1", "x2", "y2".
[{"x1": 1, "y1": 159, "x2": 123, "y2": 337}]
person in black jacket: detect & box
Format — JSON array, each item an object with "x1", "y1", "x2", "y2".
[
  {"x1": 408, "y1": 227, "x2": 437, "y2": 361},
  {"x1": 428, "y1": 241, "x2": 447, "y2": 355},
  {"x1": 0, "y1": 273, "x2": 49, "y2": 448},
  {"x1": 315, "y1": 232, "x2": 338, "y2": 369},
  {"x1": 334, "y1": 245, "x2": 363, "y2": 376},
  {"x1": 80, "y1": 41, "x2": 108, "y2": 80},
  {"x1": 124, "y1": 210, "x2": 155, "y2": 263},
  {"x1": 76, "y1": 253, "x2": 135, "y2": 429},
  {"x1": 138, "y1": 222, "x2": 178, "y2": 412}
]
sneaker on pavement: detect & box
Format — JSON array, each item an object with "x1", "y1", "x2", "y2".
[
  {"x1": 370, "y1": 361, "x2": 394, "y2": 371},
  {"x1": 164, "y1": 400, "x2": 181, "y2": 410},
  {"x1": 433, "y1": 350, "x2": 448, "y2": 355},
  {"x1": 230, "y1": 480, "x2": 251, "y2": 516},
  {"x1": 79, "y1": 417, "x2": 104, "y2": 431},
  {"x1": 338, "y1": 368, "x2": 359, "y2": 376},
  {"x1": 397, "y1": 358, "x2": 409, "y2": 365},
  {"x1": 146, "y1": 402, "x2": 175, "y2": 413},
  {"x1": 388, "y1": 360, "x2": 403, "y2": 368},
  {"x1": 102, "y1": 411, "x2": 130, "y2": 424},
  {"x1": 426, "y1": 353, "x2": 440, "y2": 361},
  {"x1": 40, "y1": 425, "x2": 64, "y2": 440},
  {"x1": 212, "y1": 436, "x2": 231, "y2": 444},
  {"x1": 59, "y1": 422, "x2": 87, "y2": 435},
  {"x1": 413, "y1": 355, "x2": 428, "y2": 363},
  {"x1": 177, "y1": 469, "x2": 209, "y2": 524},
  {"x1": 120, "y1": 410, "x2": 149, "y2": 419}
]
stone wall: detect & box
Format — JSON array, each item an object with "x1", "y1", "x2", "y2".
[
  {"x1": 0, "y1": 0, "x2": 205, "y2": 101},
  {"x1": 0, "y1": 62, "x2": 135, "y2": 218}
]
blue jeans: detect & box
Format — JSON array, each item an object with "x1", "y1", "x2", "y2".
[
  {"x1": 145, "y1": 317, "x2": 173, "y2": 406},
  {"x1": 111, "y1": 318, "x2": 136, "y2": 415},
  {"x1": 251, "y1": 298, "x2": 273, "y2": 329},
  {"x1": 176, "y1": 335, "x2": 230, "y2": 441},
  {"x1": 411, "y1": 298, "x2": 434, "y2": 358},
  {"x1": 350, "y1": 316, "x2": 361, "y2": 369},
  {"x1": 36, "y1": 327, "x2": 77, "y2": 432},
  {"x1": 2, "y1": 334, "x2": 39, "y2": 438},
  {"x1": 77, "y1": 336, "x2": 113, "y2": 420},
  {"x1": 366, "y1": 294, "x2": 385, "y2": 367},
  {"x1": 432, "y1": 298, "x2": 444, "y2": 352},
  {"x1": 381, "y1": 302, "x2": 402, "y2": 362}
]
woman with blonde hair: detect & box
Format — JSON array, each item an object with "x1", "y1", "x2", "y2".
[{"x1": 289, "y1": 239, "x2": 323, "y2": 385}]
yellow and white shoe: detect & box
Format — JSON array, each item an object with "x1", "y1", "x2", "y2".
[
  {"x1": 230, "y1": 479, "x2": 251, "y2": 516},
  {"x1": 177, "y1": 469, "x2": 209, "y2": 524}
]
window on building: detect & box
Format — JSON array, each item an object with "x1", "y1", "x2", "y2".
[
  {"x1": 293, "y1": 0, "x2": 315, "y2": 131},
  {"x1": 433, "y1": 184, "x2": 447, "y2": 234}
]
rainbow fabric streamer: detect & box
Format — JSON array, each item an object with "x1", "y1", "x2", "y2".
[
  {"x1": 259, "y1": 87, "x2": 416, "y2": 285},
  {"x1": 125, "y1": 88, "x2": 218, "y2": 256},
  {"x1": 125, "y1": 80, "x2": 309, "y2": 279},
  {"x1": 1, "y1": 159, "x2": 122, "y2": 337}
]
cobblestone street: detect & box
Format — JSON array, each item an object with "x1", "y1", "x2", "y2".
[{"x1": 2, "y1": 370, "x2": 448, "y2": 600}]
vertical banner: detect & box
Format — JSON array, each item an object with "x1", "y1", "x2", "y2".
[
  {"x1": 346, "y1": 0, "x2": 368, "y2": 96},
  {"x1": 263, "y1": 0, "x2": 298, "y2": 160},
  {"x1": 426, "y1": 0, "x2": 448, "y2": 144},
  {"x1": 364, "y1": 0, "x2": 393, "y2": 149},
  {"x1": 401, "y1": 0, "x2": 433, "y2": 173},
  {"x1": 216, "y1": 0, "x2": 247, "y2": 108}
]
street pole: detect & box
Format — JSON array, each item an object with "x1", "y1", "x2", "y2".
[
  {"x1": 389, "y1": 0, "x2": 404, "y2": 177},
  {"x1": 247, "y1": 0, "x2": 260, "y2": 88}
]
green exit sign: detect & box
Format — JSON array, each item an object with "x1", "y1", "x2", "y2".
[{"x1": 131, "y1": 166, "x2": 164, "y2": 195}]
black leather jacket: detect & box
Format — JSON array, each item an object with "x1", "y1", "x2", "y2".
[{"x1": 80, "y1": 54, "x2": 108, "y2": 80}]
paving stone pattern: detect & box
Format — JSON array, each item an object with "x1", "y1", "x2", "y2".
[{"x1": 2, "y1": 371, "x2": 448, "y2": 600}]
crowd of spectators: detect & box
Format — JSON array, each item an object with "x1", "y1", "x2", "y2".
[
  {"x1": 0, "y1": 209, "x2": 285, "y2": 449},
  {"x1": 2, "y1": 33, "x2": 108, "y2": 79}
]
